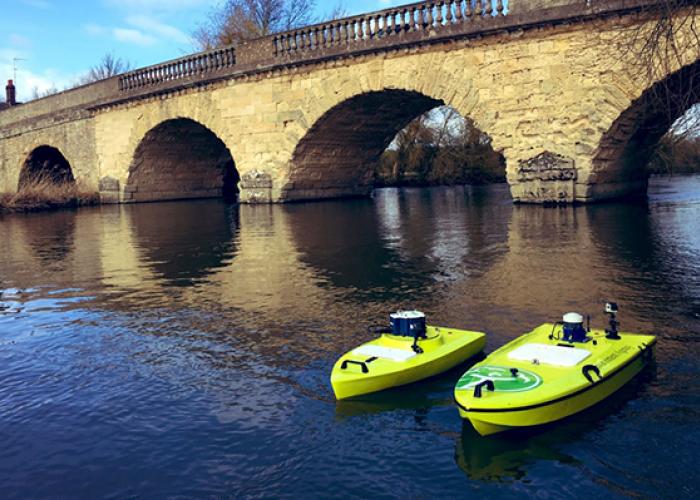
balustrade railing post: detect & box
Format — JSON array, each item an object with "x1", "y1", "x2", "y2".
[
  {"x1": 485, "y1": 0, "x2": 493, "y2": 17},
  {"x1": 436, "y1": 2, "x2": 444, "y2": 26},
  {"x1": 496, "y1": 0, "x2": 504, "y2": 16},
  {"x1": 426, "y1": 4, "x2": 434, "y2": 29}
]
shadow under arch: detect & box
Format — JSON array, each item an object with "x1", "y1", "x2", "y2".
[
  {"x1": 19, "y1": 145, "x2": 74, "y2": 188},
  {"x1": 283, "y1": 89, "x2": 443, "y2": 201},
  {"x1": 591, "y1": 60, "x2": 700, "y2": 198},
  {"x1": 126, "y1": 118, "x2": 239, "y2": 203}
]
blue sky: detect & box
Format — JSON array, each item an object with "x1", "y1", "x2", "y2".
[{"x1": 1, "y1": 0, "x2": 405, "y2": 101}]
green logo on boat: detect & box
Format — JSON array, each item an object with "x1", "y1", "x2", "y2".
[{"x1": 456, "y1": 365, "x2": 542, "y2": 392}]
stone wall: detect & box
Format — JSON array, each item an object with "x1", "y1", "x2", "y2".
[
  {"x1": 510, "y1": 0, "x2": 589, "y2": 13},
  {"x1": 0, "y1": 115, "x2": 97, "y2": 193}
]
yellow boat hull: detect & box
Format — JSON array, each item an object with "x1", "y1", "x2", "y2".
[
  {"x1": 332, "y1": 326, "x2": 486, "y2": 400},
  {"x1": 454, "y1": 324, "x2": 655, "y2": 436}
]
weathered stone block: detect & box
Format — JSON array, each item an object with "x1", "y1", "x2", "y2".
[
  {"x1": 99, "y1": 176, "x2": 119, "y2": 192},
  {"x1": 514, "y1": 151, "x2": 577, "y2": 204},
  {"x1": 517, "y1": 151, "x2": 576, "y2": 182},
  {"x1": 240, "y1": 170, "x2": 273, "y2": 189}
]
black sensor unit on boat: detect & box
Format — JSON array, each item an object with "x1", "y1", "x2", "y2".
[{"x1": 390, "y1": 310, "x2": 427, "y2": 339}]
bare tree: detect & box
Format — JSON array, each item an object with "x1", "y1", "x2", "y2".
[
  {"x1": 193, "y1": 0, "x2": 347, "y2": 49},
  {"x1": 80, "y1": 53, "x2": 132, "y2": 84},
  {"x1": 612, "y1": 1, "x2": 700, "y2": 170},
  {"x1": 30, "y1": 86, "x2": 59, "y2": 100},
  {"x1": 377, "y1": 106, "x2": 505, "y2": 185}
]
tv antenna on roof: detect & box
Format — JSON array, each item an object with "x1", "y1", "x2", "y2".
[{"x1": 13, "y1": 58, "x2": 27, "y2": 83}]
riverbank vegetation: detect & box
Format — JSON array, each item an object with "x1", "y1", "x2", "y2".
[
  {"x1": 0, "y1": 175, "x2": 98, "y2": 213},
  {"x1": 648, "y1": 134, "x2": 700, "y2": 174},
  {"x1": 375, "y1": 107, "x2": 506, "y2": 187}
]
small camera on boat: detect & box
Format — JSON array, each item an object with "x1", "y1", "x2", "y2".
[
  {"x1": 605, "y1": 302, "x2": 618, "y2": 314},
  {"x1": 605, "y1": 302, "x2": 621, "y2": 339}
]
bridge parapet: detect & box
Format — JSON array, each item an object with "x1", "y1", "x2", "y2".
[
  {"x1": 271, "y1": 0, "x2": 506, "y2": 59},
  {"x1": 118, "y1": 46, "x2": 237, "y2": 92}
]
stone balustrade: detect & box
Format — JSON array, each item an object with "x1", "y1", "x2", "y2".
[
  {"x1": 118, "y1": 47, "x2": 237, "y2": 91},
  {"x1": 272, "y1": 0, "x2": 506, "y2": 57}
]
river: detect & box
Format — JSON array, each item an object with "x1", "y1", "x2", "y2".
[{"x1": 1, "y1": 175, "x2": 699, "y2": 498}]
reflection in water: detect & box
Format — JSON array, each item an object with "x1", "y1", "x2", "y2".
[
  {"x1": 0, "y1": 177, "x2": 699, "y2": 498},
  {"x1": 286, "y1": 186, "x2": 512, "y2": 304},
  {"x1": 285, "y1": 196, "x2": 437, "y2": 300},
  {"x1": 128, "y1": 201, "x2": 239, "y2": 285},
  {"x1": 25, "y1": 210, "x2": 77, "y2": 264}
]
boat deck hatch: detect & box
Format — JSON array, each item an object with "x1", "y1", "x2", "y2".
[
  {"x1": 507, "y1": 343, "x2": 591, "y2": 367},
  {"x1": 353, "y1": 345, "x2": 417, "y2": 362}
]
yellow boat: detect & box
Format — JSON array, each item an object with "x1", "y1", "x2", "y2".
[
  {"x1": 332, "y1": 311, "x2": 486, "y2": 400},
  {"x1": 454, "y1": 305, "x2": 656, "y2": 436}
]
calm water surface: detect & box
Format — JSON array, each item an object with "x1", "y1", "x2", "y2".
[{"x1": 1, "y1": 176, "x2": 699, "y2": 498}]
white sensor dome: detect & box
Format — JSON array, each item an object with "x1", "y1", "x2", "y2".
[{"x1": 563, "y1": 312, "x2": 584, "y2": 324}]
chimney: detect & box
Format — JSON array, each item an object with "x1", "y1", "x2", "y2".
[{"x1": 6, "y1": 80, "x2": 16, "y2": 106}]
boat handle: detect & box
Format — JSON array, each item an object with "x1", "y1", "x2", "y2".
[
  {"x1": 473, "y1": 379, "x2": 495, "y2": 398},
  {"x1": 341, "y1": 359, "x2": 369, "y2": 374},
  {"x1": 582, "y1": 364, "x2": 601, "y2": 384}
]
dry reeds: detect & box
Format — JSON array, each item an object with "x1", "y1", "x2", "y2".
[{"x1": 0, "y1": 174, "x2": 99, "y2": 213}]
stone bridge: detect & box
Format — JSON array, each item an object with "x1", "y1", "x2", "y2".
[{"x1": 0, "y1": 0, "x2": 698, "y2": 204}]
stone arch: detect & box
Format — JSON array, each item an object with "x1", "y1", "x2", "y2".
[
  {"x1": 125, "y1": 118, "x2": 239, "y2": 203},
  {"x1": 18, "y1": 145, "x2": 75, "y2": 189},
  {"x1": 270, "y1": 53, "x2": 502, "y2": 202},
  {"x1": 283, "y1": 89, "x2": 443, "y2": 200},
  {"x1": 589, "y1": 60, "x2": 700, "y2": 200}
]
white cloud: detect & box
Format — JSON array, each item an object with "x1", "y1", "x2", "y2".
[
  {"x1": 11, "y1": 67, "x2": 77, "y2": 102},
  {"x1": 83, "y1": 17, "x2": 191, "y2": 47},
  {"x1": 126, "y1": 16, "x2": 191, "y2": 45},
  {"x1": 113, "y1": 28, "x2": 158, "y2": 47}
]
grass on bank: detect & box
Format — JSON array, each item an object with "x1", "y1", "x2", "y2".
[{"x1": 0, "y1": 175, "x2": 99, "y2": 213}]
